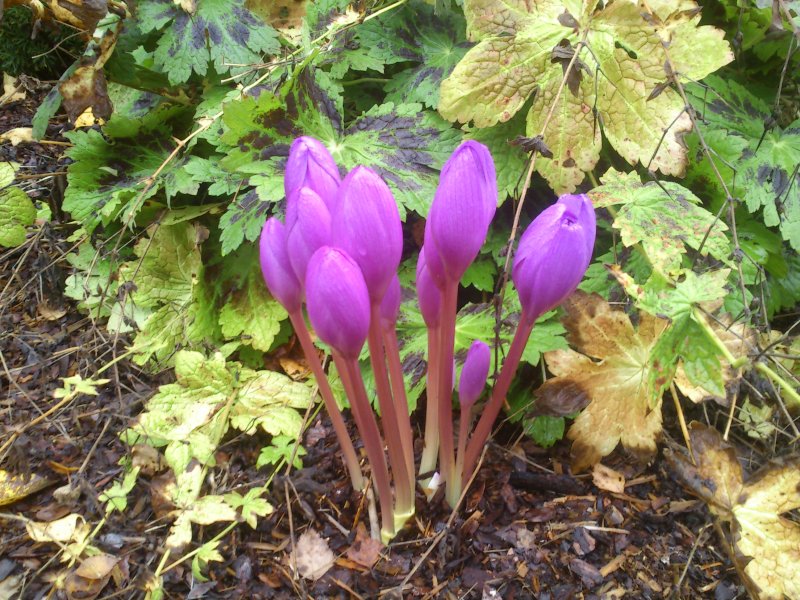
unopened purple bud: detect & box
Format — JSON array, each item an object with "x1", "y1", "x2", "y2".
[
  {"x1": 512, "y1": 194, "x2": 596, "y2": 323},
  {"x1": 459, "y1": 340, "x2": 491, "y2": 408},
  {"x1": 305, "y1": 247, "x2": 371, "y2": 359},
  {"x1": 380, "y1": 274, "x2": 401, "y2": 330},
  {"x1": 427, "y1": 141, "x2": 497, "y2": 282},
  {"x1": 260, "y1": 218, "x2": 302, "y2": 313},
  {"x1": 286, "y1": 187, "x2": 331, "y2": 287},
  {"x1": 331, "y1": 166, "x2": 402, "y2": 302},
  {"x1": 422, "y1": 221, "x2": 446, "y2": 289},
  {"x1": 416, "y1": 248, "x2": 442, "y2": 327},
  {"x1": 285, "y1": 137, "x2": 340, "y2": 226}
]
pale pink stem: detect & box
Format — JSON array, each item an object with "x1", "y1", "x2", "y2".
[
  {"x1": 382, "y1": 326, "x2": 415, "y2": 494},
  {"x1": 368, "y1": 305, "x2": 413, "y2": 516},
  {"x1": 334, "y1": 352, "x2": 395, "y2": 539},
  {"x1": 289, "y1": 310, "x2": 364, "y2": 491},
  {"x1": 463, "y1": 315, "x2": 534, "y2": 482},
  {"x1": 437, "y1": 281, "x2": 458, "y2": 507},
  {"x1": 419, "y1": 324, "x2": 441, "y2": 478}
]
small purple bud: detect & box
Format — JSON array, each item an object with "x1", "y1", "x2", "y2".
[
  {"x1": 305, "y1": 247, "x2": 371, "y2": 359},
  {"x1": 285, "y1": 136, "x2": 341, "y2": 226},
  {"x1": 416, "y1": 248, "x2": 442, "y2": 327},
  {"x1": 512, "y1": 194, "x2": 596, "y2": 323},
  {"x1": 427, "y1": 140, "x2": 497, "y2": 282},
  {"x1": 331, "y1": 166, "x2": 403, "y2": 302},
  {"x1": 422, "y1": 221, "x2": 446, "y2": 289},
  {"x1": 459, "y1": 340, "x2": 491, "y2": 408},
  {"x1": 380, "y1": 274, "x2": 401, "y2": 330},
  {"x1": 286, "y1": 187, "x2": 331, "y2": 287},
  {"x1": 259, "y1": 218, "x2": 301, "y2": 313}
]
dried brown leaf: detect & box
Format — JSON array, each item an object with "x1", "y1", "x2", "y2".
[{"x1": 535, "y1": 292, "x2": 668, "y2": 471}]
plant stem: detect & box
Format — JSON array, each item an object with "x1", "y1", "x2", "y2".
[
  {"x1": 289, "y1": 311, "x2": 364, "y2": 491},
  {"x1": 419, "y1": 324, "x2": 441, "y2": 480},
  {"x1": 464, "y1": 315, "x2": 534, "y2": 483},
  {"x1": 438, "y1": 281, "x2": 458, "y2": 507},
  {"x1": 368, "y1": 305, "x2": 413, "y2": 520},
  {"x1": 452, "y1": 404, "x2": 472, "y2": 508},
  {"x1": 383, "y1": 326, "x2": 416, "y2": 499},
  {"x1": 692, "y1": 307, "x2": 800, "y2": 409},
  {"x1": 333, "y1": 352, "x2": 396, "y2": 542}
]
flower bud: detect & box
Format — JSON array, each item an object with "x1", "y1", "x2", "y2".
[
  {"x1": 331, "y1": 166, "x2": 402, "y2": 302},
  {"x1": 427, "y1": 141, "x2": 497, "y2": 282},
  {"x1": 512, "y1": 194, "x2": 596, "y2": 323},
  {"x1": 380, "y1": 274, "x2": 401, "y2": 330},
  {"x1": 416, "y1": 248, "x2": 442, "y2": 327},
  {"x1": 286, "y1": 187, "x2": 332, "y2": 287},
  {"x1": 459, "y1": 340, "x2": 491, "y2": 409},
  {"x1": 305, "y1": 246, "x2": 371, "y2": 359},
  {"x1": 259, "y1": 218, "x2": 301, "y2": 313},
  {"x1": 285, "y1": 136, "x2": 341, "y2": 226}
]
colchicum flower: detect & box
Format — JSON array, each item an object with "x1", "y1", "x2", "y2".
[
  {"x1": 512, "y1": 194, "x2": 596, "y2": 323},
  {"x1": 259, "y1": 218, "x2": 301, "y2": 313},
  {"x1": 286, "y1": 187, "x2": 332, "y2": 287},
  {"x1": 305, "y1": 246, "x2": 371, "y2": 359},
  {"x1": 459, "y1": 340, "x2": 491, "y2": 409},
  {"x1": 380, "y1": 274, "x2": 401, "y2": 331},
  {"x1": 416, "y1": 248, "x2": 442, "y2": 327},
  {"x1": 332, "y1": 166, "x2": 403, "y2": 302},
  {"x1": 426, "y1": 140, "x2": 497, "y2": 282},
  {"x1": 284, "y1": 136, "x2": 341, "y2": 226}
]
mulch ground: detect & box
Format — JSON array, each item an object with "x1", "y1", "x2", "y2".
[{"x1": 0, "y1": 82, "x2": 756, "y2": 600}]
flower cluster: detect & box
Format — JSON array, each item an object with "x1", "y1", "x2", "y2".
[{"x1": 260, "y1": 136, "x2": 596, "y2": 541}]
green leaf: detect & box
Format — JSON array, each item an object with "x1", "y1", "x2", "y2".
[
  {"x1": 590, "y1": 169, "x2": 731, "y2": 277},
  {"x1": 219, "y1": 264, "x2": 288, "y2": 351},
  {"x1": 639, "y1": 269, "x2": 731, "y2": 322},
  {"x1": 220, "y1": 75, "x2": 462, "y2": 237},
  {"x1": 0, "y1": 186, "x2": 36, "y2": 247},
  {"x1": 351, "y1": 0, "x2": 468, "y2": 109},
  {"x1": 440, "y1": 0, "x2": 733, "y2": 192},
  {"x1": 461, "y1": 258, "x2": 496, "y2": 292},
  {"x1": 680, "y1": 321, "x2": 725, "y2": 398},
  {"x1": 138, "y1": 0, "x2": 280, "y2": 85},
  {"x1": 224, "y1": 487, "x2": 273, "y2": 529},
  {"x1": 229, "y1": 369, "x2": 313, "y2": 438},
  {"x1": 62, "y1": 106, "x2": 191, "y2": 233},
  {"x1": 256, "y1": 434, "x2": 306, "y2": 470},
  {"x1": 192, "y1": 540, "x2": 224, "y2": 582},
  {"x1": 524, "y1": 415, "x2": 565, "y2": 448},
  {"x1": 100, "y1": 466, "x2": 140, "y2": 514},
  {"x1": 119, "y1": 224, "x2": 216, "y2": 366},
  {"x1": 687, "y1": 75, "x2": 800, "y2": 251}
]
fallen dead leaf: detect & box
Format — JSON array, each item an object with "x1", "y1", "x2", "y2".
[
  {"x1": 292, "y1": 529, "x2": 334, "y2": 581},
  {"x1": 345, "y1": 523, "x2": 382, "y2": 568},
  {"x1": 668, "y1": 422, "x2": 800, "y2": 600},
  {"x1": 0, "y1": 469, "x2": 53, "y2": 506},
  {"x1": 1, "y1": 74, "x2": 26, "y2": 104},
  {"x1": 535, "y1": 292, "x2": 668, "y2": 471},
  {"x1": 65, "y1": 554, "x2": 121, "y2": 600},
  {"x1": 26, "y1": 513, "x2": 90, "y2": 544},
  {"x1": 279, "y1": 356, "x2": 311, "y2": 381},
  {"x1": 592, "y1": 463, "x2": 625, "y2": 494},
  {"x1": 0, "y1": 127, "x2": 34, "y2": 146}
]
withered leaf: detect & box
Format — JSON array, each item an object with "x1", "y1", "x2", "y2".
[
  {"x1": 669, "y1": 423, "x2": 800, "y2": 600},
  {"x1": 535, "y1": 292, "x2": 668, "y2": 472}
]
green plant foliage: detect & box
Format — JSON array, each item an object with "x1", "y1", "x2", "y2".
[
  {"x1": 590, "y1": 169, "x2": 731, "y2": 277},
  {"x1": 342, "y1": 0, "x2": 468, "y2": 109},
  {"x1": 439, "y1": 0, "x2": 733, "y2": 193},
  {"x1": 137, "y1": 0, "x2": 280, "y2": 84},
  {"x1": 524, "y1": 415, "x2": 565, "y2": 448},
  {"x1": 0, "y1": 186, "x2": 36, "y2": 248},
  {"x1": 63, "y1": 106, "x2": 196, "y2": 233},
  {"x1": 686, "y1": 75, "x2": 800, "y2": 251}
]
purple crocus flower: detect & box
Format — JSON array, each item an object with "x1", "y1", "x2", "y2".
[
  {"x1": 284, "y1": 137, "x2": 341, "y2": 226},
  {"x1": 416, "y1": 248, "x2": 442, "y2": 327},
  {"x1": 380, "y1": 274, "x2": 401, "y2": 330},
  {"x1": 259, "y1": 218, "x2": 301, "y2": 313},
  {"x1": 426, "y1": 141, "x2": 497, "y2": 282},
  {"x1": 286, "y1": 187, "x2": 332, "y2": 287},
  {"x1": 458, "y1": 340, "x2": 491, "y2": 409},
  {"x1": 305, "y1": 246, "x2": 371, "y2": 359},
  {"x1": 512, "y1": 194, "x2": 596, "y2": 323},
  {"x1": 331, "y1": 166, "x2": 402, "y2": 302}
]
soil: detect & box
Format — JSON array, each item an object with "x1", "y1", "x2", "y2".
[{"x1": 0, "y1": 81, "x2": 771, "y2": 600}]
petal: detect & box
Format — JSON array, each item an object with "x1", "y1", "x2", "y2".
[
  {"x1": 305, "y1": 247, "x2": 371, "y2": 359},
  {"x1": 416, "y1": 248, "x2": 442, "y2": 327},
  {"x1": 380, "y1": 273, "x2": 401, "y2": 329},
  {"x1": 285, "y1": 136, "x2": 341, "y2": 226},
  {"x1": 286, "y1": 188, "x2": 332, "y2": 286},
  {"x1": 459, "y1": 340, "x2": 491, "y2": 408},
  {"x1": 259, "y1": 218, "x2": 302, "y2": 313}
]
